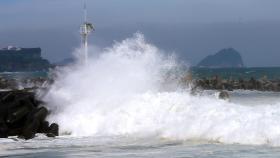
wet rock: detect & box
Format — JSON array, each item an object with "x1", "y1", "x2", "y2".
[
  {"x1": 46, "y1": 133, "x2": 56, "y2": 138},
  {"x1": 218, "y1": 91, "x2": 230, "y2": 100},
  {"x1": 0, "y1": 90, "x2": 58, "y2": 140},
  {"x1": 8, "y1": 128, "x2": 22, "y2": 136},
  {"x1": 248, "y1": 77, "x2": 257, "y2": 89},
  {"x1": 6, "y1": 106, "x2": 30, "y2": 124},
  {"x1": 33, "y1": 107, "x2": 48, "y2": 122},
  {"x1": 20, "y1": 119, "x2": 40, "y2": 140},
  {"x1": 39, "y1": 121, "x2": 49, "y2": 133},
  {"x1": 0, "y1": 118, "x2": 8, "y2": 138},
  {"x1": 49, "y1": 123, "x2": 59, "y2": 136},
  {"x1": 277, "y1": 82, "x2": 280, "y2": 92}
]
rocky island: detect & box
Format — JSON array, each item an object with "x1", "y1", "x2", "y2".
[
  {"x1": 0, "y1": 46, "x2": 51, "y2": 72},
  {"x1": 197, "y1": 48, "x2": 244, "y2": 68}
]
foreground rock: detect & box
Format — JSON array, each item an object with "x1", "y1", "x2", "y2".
[{"x1": 0, "y1": 90, "x2": 58, "y2": 140}]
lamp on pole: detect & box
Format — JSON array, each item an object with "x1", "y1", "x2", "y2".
[{"x1": 80, "y1": 0, "x2": 95, "y2": 64}]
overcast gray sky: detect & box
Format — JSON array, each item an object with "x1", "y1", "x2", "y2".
[{"x1": 0, "y1": 0, "x2": 280, "y2": 66}]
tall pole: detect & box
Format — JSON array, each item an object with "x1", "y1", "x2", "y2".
[
  {"x1": 80, "y1": 0, "x2": 94, "y2": 64},
  {"x1": 83, "y1": 32, "x2": 88, "y2": 64},
  {"x1": 84, "y1": 0, "x2": 87, "y2": 22}
]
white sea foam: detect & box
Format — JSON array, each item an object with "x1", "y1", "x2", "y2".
[{"x1": 42, "y1": 33, "x2": 280, "y2": 146}]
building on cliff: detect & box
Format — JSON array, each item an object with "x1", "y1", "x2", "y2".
[{"x1": 0, "y1": 46, "x2": 51, "y2": 72}]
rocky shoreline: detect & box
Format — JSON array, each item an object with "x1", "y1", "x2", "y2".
[{"x1": 0, "y1": 89, "x2": 58, "y2": 140}]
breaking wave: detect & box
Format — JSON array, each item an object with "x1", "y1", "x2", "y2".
[{"x1": 42, "y1": 33, "x2": 280, "y2": 146}]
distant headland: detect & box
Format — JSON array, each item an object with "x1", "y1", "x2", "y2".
[
  {"x1": 0, "y1": 46, "x2": 51, "y2": 72},
  {"x1": 197, "y1": 48, "x2": 244, "y2": 68}
]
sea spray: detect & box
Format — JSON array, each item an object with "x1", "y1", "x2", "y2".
[
  {"x1": 42, "y1": 33, "x2": 183, "y2": 135},
  {"x1": 43, "y1": 33, "x2": 280, "y2": 146}
]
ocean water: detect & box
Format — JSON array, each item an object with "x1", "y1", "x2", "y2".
[
  {"x1": 1, "y1": 34, "x2": 280, "y2": 157},
  {"x1": 191, "y1": 67, "x2": 280, "y2": 80},
  {"x1": 0, "y1": 71, "x2": 48, "y2": 79},
  {"x1": 1, "y1": 67, "x2": 280, "y2": 80},
  {"x1": 1, "y1": 91, "x2": 280, "y2": 158}
]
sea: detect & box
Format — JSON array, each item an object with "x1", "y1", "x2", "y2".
[
  {"x1": 191, "y1": 67, "x2": 280, "y2": 80},
  {"x1": 1, "y1": 67, "x2": 280, "y2": 80},
  {"x1": 1, "y1": 90, "x2": 280, "y2": 158},
  {"x1": 1, "y1": 34, "x2": 280, "y2": 157}
]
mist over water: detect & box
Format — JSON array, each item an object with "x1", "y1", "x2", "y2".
[
  {"x1": 43, "y1": 33, "x2": 180, "y2": 135},
  {"x1": 42, "y1": 33, "x2": 280, "y2": 147}
]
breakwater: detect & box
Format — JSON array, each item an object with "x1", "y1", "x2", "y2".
[
  {"x1": 0, "y1": 89, "x2": 58, "y2": 139},
  {"x1": 192, "y1": 75, "x2": 280, "y2": 92},
  {"x1": 1, "y1": 74, "x2": 280, "y2": 92}
]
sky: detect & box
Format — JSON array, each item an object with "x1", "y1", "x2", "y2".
[{"x1": 0, "y1": 0, "x2": 280, "y2": 67}]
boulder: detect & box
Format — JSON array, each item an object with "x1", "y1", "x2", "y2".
[
  {"x1": 218, "y1": 91, "x2": 230, "y2": 100},
  {"x1": 6, "y1": 106, "x2": 30, "y2": 124},
  {"x1": 39, "y1": 121, "x2": 49, "y2": 133},
  {"x1": 0, "y1": 118, "x2": 8, "y2": 138},
  {"x1": 49, "y1": 123, "x2": 59, "y2": 136},
  {"x1": 0, "y1": 90, "x2": 59, "y2": 140},
  {"x1": 20, "y1": 119, "x2": 40, "y2": 140}
]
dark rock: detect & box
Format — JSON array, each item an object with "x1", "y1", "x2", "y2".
[
  {"x1": 46, "y1": 133, "x2": 56, "y2": 138},
  {"x1": 39, "y1": 121, "x2": 49, "y2": 133},
  {"x1": 49, "y1": 123, "x2": 59, "y2": 136},
  {"x1": 222, "y1": 80, "x2": 233, "y2": 91},
  {"x1": 218, "y1": 91, "x2": 230, "y2": 100},
  {"x1": 25, "y1": 107, "x2": 48, "y2": 124},
  {"x1": 0, "y1": 90, "x2": 58, "y2": 140},
  {"x1": 6, "y1": 106, "x2": 30, "y2": 124},
  {"x1": 33, "y1": 107, "x2": 48, "y2": 122},
  {"x1": 264, "y1": 82, "x2": 273, "y2": 91},
  {"x1": 249, "y1": 77, "x2": 257, "y2": 89},
  {"x1": 0, "y1": 118, "x2": 8, "y2": 138},
  {"x1": 8, "y1": 128, "x2": 22, "y2": 136},
  {"x1": 20, "y1": 119, "x2": 40, "y2": 140},
  {"x1": 0, "y1": 92, "x2": 15, "y2": 103}
]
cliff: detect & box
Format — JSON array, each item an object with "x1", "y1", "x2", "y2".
[
  {"x1": 0, "y1": 47, "x2": 50, "y2": 72},
  {"x1": 197, "y1": 48, "x2": 244, "y2": 68}
]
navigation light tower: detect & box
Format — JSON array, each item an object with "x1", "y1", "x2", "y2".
[{"x1": 80, "y1": 0, "x2": 95, "y2": 64}]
